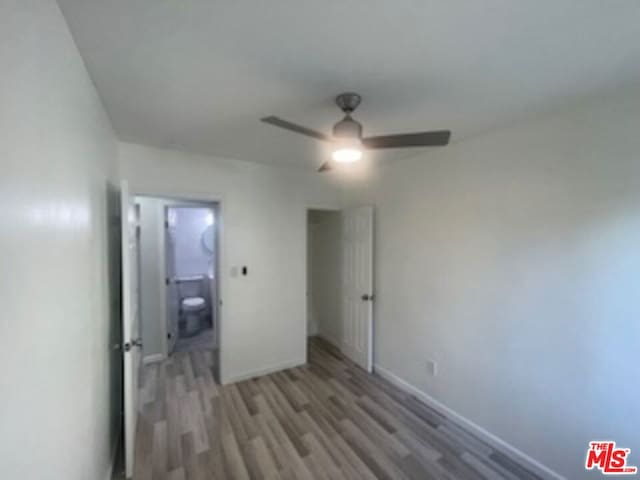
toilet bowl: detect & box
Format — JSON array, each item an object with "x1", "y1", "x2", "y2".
[{"x1": 181, "y1": 296, "x2": 206, "y2": 337}]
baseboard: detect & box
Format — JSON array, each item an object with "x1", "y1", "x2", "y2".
[
  {"x1": 373, "y1": 363, "x2": 565, "y2": 480},
  {"x1": 315, "y1": 333, "x2": 341, "y2": 350},
  {"x1": 105, "y1": 457, "x2": 114, "y2": 480},
  {"x1": 143, "y1": 353, "x2": 165, "y2": 365},
  {"x1": 105, "y1": 425, "x2": 121, "y2": 480},
  {"x1": 223, "y1": 358, "x2": 305, "y2": 385}
]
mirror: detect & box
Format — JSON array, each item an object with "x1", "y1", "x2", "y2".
[{"x1": 202, "y1": 224, "x2": 214, "y2": 253}]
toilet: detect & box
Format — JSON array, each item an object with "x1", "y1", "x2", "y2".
[
  {"x1": 181, "y1": 296, "x2": 206, "y2": 336},
  {"x1": 177, "y1": 275, "x2": 208, "y2": 337}
]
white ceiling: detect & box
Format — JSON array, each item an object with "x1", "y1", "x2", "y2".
[{"x1": 58, "y1": 0, "x2": 640, "y2": 170}]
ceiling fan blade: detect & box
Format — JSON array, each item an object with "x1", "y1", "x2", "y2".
[
  {"x1": 362, "y1": 130, "x2": 451, "y2": 149},
  {"x1": 261, "y1": 116, "x2": 331, "y2": 142},
  {"x1": 317, "y1": 161, "x2": 332, "y2": 173}
]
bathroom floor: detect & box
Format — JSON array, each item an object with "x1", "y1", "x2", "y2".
[{"x1": 173, "y1": 326, "x2": 215, "y2": 353}]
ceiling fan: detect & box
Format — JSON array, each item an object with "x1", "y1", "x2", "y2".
[{"x1": 261, "y1": 92, "x2": 451, "y2": 172}]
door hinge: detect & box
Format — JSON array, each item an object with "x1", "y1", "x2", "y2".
[{"x1": 165, "y1": 277, "x2": 170, "y2": 285}]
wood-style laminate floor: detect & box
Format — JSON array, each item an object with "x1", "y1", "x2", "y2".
[
  {"x1": 132, "y1": 337, "x2": 546, "y2": 480},
  {"x1": 173, "y1": 327, "x2": 215, "y2": 354}
]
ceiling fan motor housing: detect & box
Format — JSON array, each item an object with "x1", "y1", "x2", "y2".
[
  {"x1": 335, "y1": 92, "x2": 362, "y2": 113},
  {"x1": 333, "y1": 115, "x2": 363, "y2": 139},
  {"x1": 333, "y1": 93, "x2": 363, "y2": 139}
]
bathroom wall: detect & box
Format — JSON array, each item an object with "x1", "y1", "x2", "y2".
[
  {"x1": 0, "y1": 1, "x2": 119, "y2": 479},
  {"x1": 171, "y1": 207, "x2": 214, "y2": 278},
  {"x1": 120, "y1": 141, "x2": 341, "y2": 383}
]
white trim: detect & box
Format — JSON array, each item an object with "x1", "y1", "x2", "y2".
[
  {"x1": 104, "y1": 461, "x2": 114, "y2": 480},
  {"x1": 158, "y1": 205, "x2": 169, "y2": 359},
  {"x1": 104, "y1": 431, "x2": 120, "y2": 480},
  {"x1": 306, "y1": 203, "x2": 342, "y2": 212},
  {"x1": 143, "y1": 353, "x2": 165, "y2": 365},
  {"x1": 131, "y1": 187, "x2": 225, "y2": 205},
  {"x1": 223, "y1": 358, "x2": 305, "y2": 385},
  {"x1": 373, "y1": 364, "x2": 566, "y2": 480},
  {"x1": 303, "y1": 207, "x2": 309, "y2": 364}
]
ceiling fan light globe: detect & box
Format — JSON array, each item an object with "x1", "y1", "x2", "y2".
[{"x1": 332, "y1": 148, "x2": 362, "y2": 163}]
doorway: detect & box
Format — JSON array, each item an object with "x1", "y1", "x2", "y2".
[
  {"x1": 307, "y1": 209, "x2": 343, "y2": 344},
  {"x1": 306, "y1": 206, "x2": 375, "y2": 372},
  {"x1": 165, "y1": 205, "x2": 218, "y2": 354},
  {"x1": 119, "y1": 188, "x2": 222, "y2": 479},
  {"x1": 134, "y1": 196, "x2": 220, "y2": 373}
]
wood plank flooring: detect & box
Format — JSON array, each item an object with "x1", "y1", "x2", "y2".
[{"x1": 132, "y1": 337, "x2": 546, "y2": 479}]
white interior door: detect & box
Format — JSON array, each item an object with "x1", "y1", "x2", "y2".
[
  {"x1": 121, "y1": 181, "x2": 142, "y2": 478},
  {"x1": 341, "y1": 206, "x2": 374, "y2": 372},
  {"x1": 164, "y1": 209, "x2": 179, "y2": 354}
]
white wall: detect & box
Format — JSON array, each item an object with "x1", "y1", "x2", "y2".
[
  {"x1": 308, "y1": 210, "x2": 342, "y2": 344},
  {"x1": 119, "y1": 142, "x2": 340, "y2": 382},
  {"x1": 342, "y1": 87, "x2": 640, "y2": 479},
  {"x1": 0, "y1": 1, "x2": 119, "y2": 479}
]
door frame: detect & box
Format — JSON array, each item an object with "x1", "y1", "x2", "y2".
[
  {"x1": 132, "y1": 187, "x2": 226, "y2": 381},
  {"x1": 120, "y1": 180, "x2": 142, "y2": 479}
]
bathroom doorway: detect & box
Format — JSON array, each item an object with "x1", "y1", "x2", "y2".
[
  {"x1": 135, "y1": 195, "x2": 220, "y2": 379},
  {"x1": 164, "y1": 204, "x2": 218, "y2": 354}
]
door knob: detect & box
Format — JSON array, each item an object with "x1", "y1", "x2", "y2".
[
  {"x1": 361, "y1": 294, "x2": 375, "y2": 301},
  {"x1": 123, "y1": 338, "x2": 143, "y2": 352}
]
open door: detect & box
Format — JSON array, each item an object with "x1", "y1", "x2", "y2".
[
  {"x1": 164, "y1": 208, "x2": 178, "y2": 354},
  {"x1": 120, "y1": 181, "x2": 142, "y2": 478},
  {"x1": 341, "y1": 206, "x2": 374, "y2": 372}
]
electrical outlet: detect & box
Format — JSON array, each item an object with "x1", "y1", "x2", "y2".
[{"x1": 427, "y1": 359, "x2": 438, "y2": 377}]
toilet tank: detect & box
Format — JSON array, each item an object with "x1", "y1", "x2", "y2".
[{"x1": 176, "y1": 275, "x2": 205, "y2": 299}]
